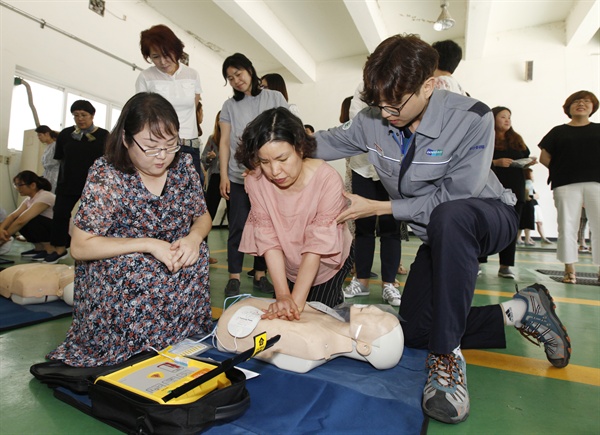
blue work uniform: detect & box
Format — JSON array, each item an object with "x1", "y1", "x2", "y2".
[{"x1": 315, "y1": 90, "x2": 519, "y2": 354}]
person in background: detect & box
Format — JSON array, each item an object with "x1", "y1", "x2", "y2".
[
  {"x1": 481, "y1": 106, "x2": 537, "y2": 278},
  {"x1": 432, "y1": 39, "x2": 467, "y2": 96},
  {"x1": 0, "y1": 171, "x2": 55, "y2": 258},
  {"x1": 219, "y1": 53, "x2": 288, "y2": 297},
  {"x1": 343, "y1": 83, "x2": 403, "y2": 307},
  {"x1": 39, "y1": 100, "x2": 108, "y2": 264},
  {"x1": 201, "y1": 111, "x2": 225, "y2": 265},
  {"x1": 46, "y1": 93, "x2": 212, "y2": 367},
  {"x1": 517, "y1": 168, "x2": 552, "y2": 246},
  {"x1": 237, "y1": 107, "x2": 353, "y2": 319},
  {"x1": 35, "y1": 125, "x2": 60, "y2": 193},
  {"x1": 136, "y1": 24, "x2": 203, "y2": 182},
  {"x1": 539, "y1": 90, "x2": 600, "y2": 284},
  {"x1": 304, "y1": 124, "x2": 315, "y2": 134},
  {"x1": 577, "y1": 206, "x2": 591, "y2": 253},
  {"x1": 260, "y1": 73, "x2": 300, "y2": 117},
  {"x1": 313, "y1": 34, "x2": 570, "y2": 424}
]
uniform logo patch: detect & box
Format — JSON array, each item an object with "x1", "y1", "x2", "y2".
[
  {"x1": 342, "y1": 119, "x2": 353, "y2": 130},
  {"x1": 426, "y1": 148, "x2": 443, "y2": 157},
  {"x1": 469, "y1": 144, "x2": 486, "y2": 151}
]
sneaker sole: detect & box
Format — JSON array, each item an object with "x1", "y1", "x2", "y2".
[
  {"x1": 343, "y1": 292, "x2": 370, "y2": 298},
  {"x1": 423, "y1": 403, "x2": 470, "y2": 425},
  {"x1": 383, "y1": 298, "x2": 401, "y2": 307},
  {"x1": 498, "y1": 273, "x2": 515, "y2": 279}
]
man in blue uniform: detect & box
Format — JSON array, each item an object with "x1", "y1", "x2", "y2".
[{"x1": 314, "y1": 34, "x2": 571, "y2": 424}]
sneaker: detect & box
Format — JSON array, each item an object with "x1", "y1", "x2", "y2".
[
  {"x1": 382, "y1": 283, "x2": 401, "y2": 307},
  {"x1": 343, "y1": 277, "x2": 370, "y2": 298},
  {"x1": 21, "y1": 248, "x2": 45, "y2": 257},
  {"x1": 43, "y1": 251, "x2": 68, "y2": 264},
  {"x1": 422, "y1": 350, "x2": 470, "y2": 424},
  {"x1": 477, "y1": 267, "x2": 482, "y2": 277},
  {"x1": 498, "y1": 267, "x2": 515, "y2": 279},
  {"x1": 224, "y1": 279, "x2": 241, "y2": 297},
  {"x1": 253, "y1": 276, "x2": 274, "y2": 294},
  {"x1": 514, "y1": 283, "x2": 571, "y2": 368},
  {"x1": 31, "y1": 251, "x2": 49, "y2": 261},
  {"x1": 247, "y1": 269, "x2": 256, "y2": 277}
]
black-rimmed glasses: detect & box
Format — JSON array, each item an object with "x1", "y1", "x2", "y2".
[
  {"x1": 131, "y1": 136, "x2": 180, "y2": 157},
  {"x1": 375, "y1": 92, "x2": 415, "y2": 116},
  {"x1": 13, "y1": 183, "x2": 26, "y2": 188}
]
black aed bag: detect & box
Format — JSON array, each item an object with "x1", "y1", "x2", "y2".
[{"x1": 88, "y1": 333, "x2": 280, "y2": 435}]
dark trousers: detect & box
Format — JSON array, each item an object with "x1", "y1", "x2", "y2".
[
  {"x1": 50, "y1": 193, "x2": 81, "y2": 247},
  {"x1": 399, "y1": 198, "x2": 518, "y2": 354},
  {"x1": 352, "y1": 172, "x2": 401, "y2": 283},
  {"x1": 20, "y1": 215, "x2": 52, "y2": 244},
  {"x1": 479, "y1": 201, "x2": 523, "y2": 266},
  {"x1": 205, "y1": 174, "x2": 226, "y2": 222},
  {"x1": 227, "y1": 182, "x2": 266, "y2": 274},
  {"x1": 180, "y1": 146, "x2": 204, "y2": 187}
]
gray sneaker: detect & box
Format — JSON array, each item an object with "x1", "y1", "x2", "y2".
[
  {"x1": 224, "y1": 279, "x2": 241, "y2": 297},
  {"x1": 514, "y1": 283, "x2": 571, "y2": 368},
  {"x1": 382, "y1": 283, "x2": 401, "y2": 307},
  {"x1": 343, "y1": 277, "x2": 370, "y2": 298},
  {"x1": 498, "y1": 267, "x2": 515, "y2": 279},
  {"x1": 422, "y1": 350, "x2": 469, "y2": 424}
]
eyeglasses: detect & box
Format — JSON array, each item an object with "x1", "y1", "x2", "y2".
[
  {"x1": 572, "y1": 99, "x2": 592, "y2": 105},
  {"x1": 131, "y1": 136, "x2": 180, "y2": 157},
  {"x1": 13, "y1": 183, "x2": 26, "y2": 188},
  {"x1": 73, "y1": 113, "x2": 91, "y2": 119},
  {"x1": 375, "y1": 92, "x2": 415, "y2": 116}
]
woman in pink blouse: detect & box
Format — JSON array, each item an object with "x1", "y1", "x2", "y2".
[{"x1": 237, "y1": 107, "x2": 353, "y2": 321}]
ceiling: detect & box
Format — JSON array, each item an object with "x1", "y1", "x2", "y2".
[{"x1": 145, "y1": 0, "x2": 599, "y2": 84}]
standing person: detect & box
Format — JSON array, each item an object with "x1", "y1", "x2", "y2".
[
  {"x1": 314, "y1": 34, "x2": 571, "y2": 424},
  {"x1": 136, "y1": 24, "x2": 203, "y2": 182},
  {"x1": 237, "y1": 107, "x2": 353, "y2": 318},
  {"x1": 484, "y1": 106, "x2": 537, "y2": 278},
  {"x1": 260, "y1": 73, "x2": 300, "y2": 117},
  {"x1": 0, "y1": 171, "x2": 55, "y2": 257},
  {"x1": 46, "y1": 93, "x2": 212, "y2": 367},
  {"x1": 344, "y1": 83, "x2": 403, "y2": 306},
  {"x1": 219, "y1": 53, "x2": 288, "y2": 297},
  {"x1": 539, "y1": 90, "x2": 600, "y2": 284},
  {"x1": 432, "y1": 40, "x2": 467, "y2": 96},
  {"x1": 39, "y1": 100, "x2": 108, "y2": 264},
  {"x1": 35, "y1": 125, "x2": 60, "y2": 193}
]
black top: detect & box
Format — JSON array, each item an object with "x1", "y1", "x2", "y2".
[
  {"x1": 538, "y1": 123, "x2": 600, "y2": 189},
  {"x1": 54, "y1": 126, "x2": 108, "y2": 195},
  {"x1": 492, "y1": 146, "x2": 530, "y2": 202}
]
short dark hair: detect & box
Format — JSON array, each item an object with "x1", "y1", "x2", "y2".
[
  {"x1": 222, "y1": 53, "x2": 262, "y2": 101},
  {"x1": 140, "y1": 24, "x2": 184, "y2": 64},
  {"x1": 70, "y1": 100, "x2": 96, "y2": 115},
  {"x1": 14, "y1": 170, "x2": 52, "y2": 191},
  {"x1": 261, "y1": 73, "x2": 288, "y2": 101},
  {"x1": 235, "y1": 107, "x2": 316, "y2": 170},
  {"x1": 105, "y1": 93, "x2": 180, "y2": 174},
  {"x1": 563, "y1": 90, "x2": 599, "y2": 118},
  {"x1": 362, "y1": 34, "x2": 438, "y2": 107},
  {"x1": 304, "y1": 124, "x2": 315, "y2": 133},
  {"x1": 35, "y1": 125, "x2": 59, "y2": 140},
  {"x1": 432, "y1": 40, "x2": 462, "y2": 74}
]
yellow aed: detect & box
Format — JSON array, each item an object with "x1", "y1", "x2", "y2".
[{"x1": 94, "y1": 353, "x2": 231, "y2": 405}]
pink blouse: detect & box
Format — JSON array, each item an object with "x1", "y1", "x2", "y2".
[{"x1": 240, "y1": 161, "x2": 352, "y2": 285}]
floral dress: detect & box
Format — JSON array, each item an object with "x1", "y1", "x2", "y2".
[{"x1": 47, "y1": 154, "x2": 211, "y2": 367}]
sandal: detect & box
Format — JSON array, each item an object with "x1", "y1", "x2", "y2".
[{"x1": 562, "y1": 272, "x2": 577, "y2": 284}]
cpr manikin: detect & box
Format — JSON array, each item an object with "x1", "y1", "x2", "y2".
[{"x1": 216, "y1": 297, "x2": 404, "y2": 373}]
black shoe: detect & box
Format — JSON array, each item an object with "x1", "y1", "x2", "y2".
[
  {"x1": 21, "y1": 249, "x2": 45, "y2": 257},
  {"x1": 369, "y1": 271, "x2": 378, "y2": 278},
  {"x1": 44, "y1": 251, "x2": 68, "y2": 264},
  {"x1": 253, "y1": 276, "x2": 274, "y2": 294},
  {"x1": 247, "y1": 269, "x2": 256, "y2": 277},
  {"x1": 224, "y1": 279, "x2": 241, "y2": 297}
]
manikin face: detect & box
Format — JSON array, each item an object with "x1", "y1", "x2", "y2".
[
  {"x1": 126, "y1": 125, "x2": 179, "y2": 179},
  {"x1": 494, "y1": 110, "x2": 511, "y2": 133},
  {"x1": 226, "y1": 67, "x2": 253, "y2": 96},
  {"x1": 149, "y1": 47, "x2": 179, "y2": 76},
  {"x1": 257, "y1": 140, "x2": 304, "y2": 190}
]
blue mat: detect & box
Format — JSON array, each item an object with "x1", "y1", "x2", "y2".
[
  {"x1": 54, "y1": 347, "x2": 429, "y2": 434},
  {"x1": 0, "y1": 296, "x2": 72, "y2": 332}
]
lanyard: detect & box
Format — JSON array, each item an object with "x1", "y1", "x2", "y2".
[{"x1": 390, "y1": 129, "x2": 414, "y2": 158}]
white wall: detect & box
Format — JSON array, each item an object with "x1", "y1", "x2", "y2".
[{"x1": 1, "y1": 1, "x2": 598, "y2": 238}]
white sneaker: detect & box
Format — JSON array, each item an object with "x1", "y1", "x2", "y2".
[
  {"x1": 343, "y1": 277, "x2": 370, "y2": 298},
  {"x1": 382, "y1": 283, "x2": 401, "y2": 307}
]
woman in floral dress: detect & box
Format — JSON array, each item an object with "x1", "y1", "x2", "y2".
[{"x1": 47, "y1": 92, "x2": 212, "y2": 367}]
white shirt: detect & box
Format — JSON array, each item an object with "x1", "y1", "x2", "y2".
[{"x1": 135, "y1": 63, "x2": 202, "y2": 139}]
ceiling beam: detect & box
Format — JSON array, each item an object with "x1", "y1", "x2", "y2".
[
  {"x1": 343, "y1": 0, "x2": 388, "y2": 54},
  {"x1": 213, "y1": 0, "x2": 316, "y2": 83},
  {"x1": 464, "y1": 0, "x2": 493, "y2": 61},
  {"x1": 566, "y1": 0, "x2": 600, "y2": 46}
]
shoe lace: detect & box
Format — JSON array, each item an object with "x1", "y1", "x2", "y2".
[
  {"x1": 346, "y1": 279, "x2": 363, "y2": 295},
  {"x1": 383, "y1": 285, "x2": 400, "y2": 300},
  {"x1": 427, "y1": 353, "x2": 465, "y2": 389}
]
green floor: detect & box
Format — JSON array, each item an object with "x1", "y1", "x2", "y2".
[{"x1": 1, "y1": 228, "x2": 598, "y2": 434}]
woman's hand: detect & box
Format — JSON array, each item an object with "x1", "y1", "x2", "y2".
[
  {"x1": 170, "y1": 236, "x2": 200, "y2": 271},
  {"x1": 493, "y1": 158, "x2": 513, "y2": 168},
  {"x1": 0, "y1": 229, "x2": 10, "y2": 243},
  {"x1": 220, "y1": 174, "x2": 230, "y2": 200},
  {"x1": 525, "y1": 156, "x2": 538, "y2": 167},
  {"x1": 262, "y1": 294, "x2": 302, "y2": 321},
  {"x1": 146, "y1": 239, "x2": 180, "y2": 273},
  {"x1": 206, "y1": 150, "x2": 217, "y2": 161}
]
